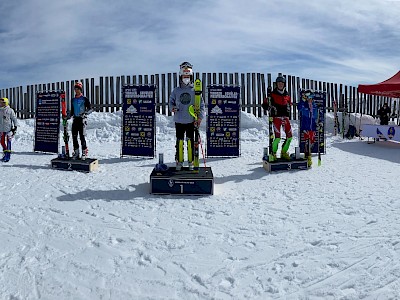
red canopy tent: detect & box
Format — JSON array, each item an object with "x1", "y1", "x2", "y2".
[{"x1": 358, "y1": 71, "x2": 400, "y2": 98}]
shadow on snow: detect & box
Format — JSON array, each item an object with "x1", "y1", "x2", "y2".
[
  {"x1": 56, "y1": 183, "x2": 209, "y2": 202},
  {"x1": 332, "y1": 139, "x2": 400, "y2": 164}
]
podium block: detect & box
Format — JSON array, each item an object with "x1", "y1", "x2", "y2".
[
  {"x1": 150, "y1": 167, "x2": 214, "y2": 195},
  {"x1": 263, "y1": 158, "x2": 309, "y2": 172},
  {"x1": 51, "y1": 158, "x2": 99, "y2": 172}
]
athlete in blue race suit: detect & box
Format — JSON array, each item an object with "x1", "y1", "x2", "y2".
[{"x1": 70, "y1": 82, "x2": 92, "y2": 160}]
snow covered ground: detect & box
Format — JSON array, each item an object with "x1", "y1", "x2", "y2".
[{"x1": 1, "y1": 111, "x2": 400, "y2": 299}]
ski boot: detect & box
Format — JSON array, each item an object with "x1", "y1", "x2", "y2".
[
  {"x1": 281, "y1": 151, "x2": 291, "y2": 161},
  {"x1": 72, "y1": 149, "x2": 80, "y2": 160},
  {"x1": 307, "y1": 155, "x2": 312, "y2": 167},
  {"x1": 175, "y1": 139, "x2": 184, "y2": 171},
  {"x1": 268, "y1": 152, "x2": 277, "y2": 162},
  {"x1": 176, "y1": 161, "x2": 183, "y2": 171},
  {"x1": 81, "y1": 148, "x2": 88, "y2": 160},
  {"x1": 2, "y1": 151, "x2": 10, "y2": 163},
  {"x1": 188, "y1": 161, "x2": 194, "y2": 171}
]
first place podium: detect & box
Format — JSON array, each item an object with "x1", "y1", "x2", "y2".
[{"x1": 150, "y1": 167, "x2": 214, "y2": 195}]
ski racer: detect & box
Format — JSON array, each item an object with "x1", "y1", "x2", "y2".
[
  {"x1": 168, "y1": 61, "x2": 205, "y2": 170},
  {"x1": 262, "y1": 76, "x2": 292, "y2": 161}
]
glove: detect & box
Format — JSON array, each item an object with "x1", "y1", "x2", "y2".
[
  {"x1": 194, "y1": 118, "x2": 202, "y2": 128},
  {"x1": 262, "y1": 97, "x2": 271, "y2": 111},
  {"x1": 261, "y1": 101, "x2": 269, "y2": 110},
  {"x1": 84, "y1": 109, "x2": 94, "y2": 116},
  {"x1": 11, "y1": 126, "x2": 17, "y2": 135},
  {"x1": 80, "y1": 109, "x2": 93, "y2": 118}
]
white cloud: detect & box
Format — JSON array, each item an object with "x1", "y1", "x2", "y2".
[{"x1": 0, "y1": 0, "x2": 400, "y2": 88}]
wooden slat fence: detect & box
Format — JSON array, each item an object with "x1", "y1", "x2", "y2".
[{"x1": 1, "y1": 73, "x2": 398, "y2": 120}]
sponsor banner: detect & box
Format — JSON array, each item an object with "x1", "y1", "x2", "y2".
[
  {"x1": 207, "y1": 86, "x2": 240, "y2": 157},
  {"x1": 298, "y1": 89, "x2": 326, "y2": 154},
  {"x1": 362, "y1": 124, "x2": 400, "y2": 141},
  {"x1": 34, "y1": 91, "x2": 62, "y2": 153},
  {"x1": 121, "y1": 85, "x2": 156, "y2": 157}
]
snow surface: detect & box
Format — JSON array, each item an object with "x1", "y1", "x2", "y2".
[{"x1": 1, "y1": 111, "x2": 400, "y2": 299}]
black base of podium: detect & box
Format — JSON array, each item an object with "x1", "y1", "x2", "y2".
[
  {"x1": 150, "y1": 167, "x2": 214, "y2": 195},
  {"x1": 263, "y1": 158, "x2": 310, "y2": 172},
  {"x1": 51, "y1": 158, "x2": 99, "y2": 172}
]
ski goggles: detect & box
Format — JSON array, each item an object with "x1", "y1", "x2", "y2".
[{"x1": 180, "y1": 62, "x2": 193, "y2": 69}]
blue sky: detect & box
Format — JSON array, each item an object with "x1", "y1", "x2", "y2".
[{"x1": 1, "y1": 0, "x2": 399, "y2": 89}]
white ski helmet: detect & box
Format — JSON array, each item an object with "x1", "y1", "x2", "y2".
[
  {"x1": 179, "y1": 61, "x2": 193, "y2": 75},
  {"x1": 179, "y1": 61, "x2": 194, "y2": 84}
]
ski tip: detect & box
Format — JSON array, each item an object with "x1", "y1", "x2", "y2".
[{"x1": 194, "y1": 79, "x2": 202, "y2": 93}]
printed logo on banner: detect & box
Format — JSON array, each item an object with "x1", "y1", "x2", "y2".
[
  {"x1": 211, "y1": 106, "x2": 223, "y2": 114},
  {"x1": 388, "y1": 127, "x2": 395, "y2": 139},
  {"x1": 376, "y1": 128, "x2": 384, "y2": 139},
  {"x1": 180, "y1": 93, "x2": 191, "y2": 105},
  {"x1": 127, "y1": 105, "x2": 137, "y2": 114}
]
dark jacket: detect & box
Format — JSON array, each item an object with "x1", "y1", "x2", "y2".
[
  {"x1": 377, "y1": 106, "x2": 391, "y2": 125},
  {"x1": 262, "y1": 88, "x2": 291, "y2": 117}
]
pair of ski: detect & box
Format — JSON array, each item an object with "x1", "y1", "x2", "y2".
[
  {"x1": 188, "y1": 79, "x2": 204, "y2": 171},
  {"x1": 304, "y1": 105, "x2": 323, "y2": 167},
  {"x1": 61, "y1": 93, "x2": 71, "y2": 159},
  {"x1": 333, "y1": 100, "x2": 340, "y2": 136}
]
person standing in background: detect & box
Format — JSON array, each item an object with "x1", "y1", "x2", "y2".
[
  {"x1": 0, "y1": 97, "x2": 18, "y2": 162},
  {"x1": 377, "y1": 103, "x2": 391, "y2": 125}
]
